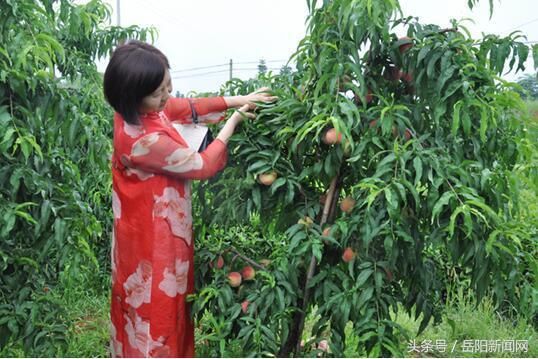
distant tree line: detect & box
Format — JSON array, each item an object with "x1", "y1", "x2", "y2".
[{"x1": 516, "y1": 72, "x2": 538, "y2": 100}]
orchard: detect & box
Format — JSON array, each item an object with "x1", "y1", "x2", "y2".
[
  {"x1": 0, "y1": 0, "x2": 537, "y2": 357},
  {"x1": 193, "y1": 0, "x2": 538, "y2": 357}
]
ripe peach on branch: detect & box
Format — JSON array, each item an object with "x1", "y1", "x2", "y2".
[
  {"x1": 257, "y1": 171, "x2": 277, "y2": 186},
  {"x1": 228, "y1": 272, "x2": 242, "y2": 287},
  {"x1": 241, "y1": 300, "x2": 250, "y2": 314},
  {"x1": 340, "y1": 196, "x2": 356, "y2": 213},
  {"x1": 241, "y1": 265, "x2": 256, "y2": 281},
  {"x1": 342, "y1": 247, "x2": 356, "y2": 262},
  {"x1": 322, "y1": 128, "x2": 343, "y2": 145}
]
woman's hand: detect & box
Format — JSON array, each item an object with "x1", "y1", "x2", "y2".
[
  {"x1": 243, "y1": 87, "x2": 278, "y2": 108},
  {"x1": 229, "y1": 104, "x2": 256, "y2": 124},
  {"x1": 216, "y1": 105, "x2": 255, "y2": 144},
  {"x1": 223, "y1": 88, "x2": 278, "y2": 109}
]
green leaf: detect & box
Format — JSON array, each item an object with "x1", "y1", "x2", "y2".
[
  {"x1": 356, "y1": 287, "x2": 374, "y2": 310},
  {"x1": 377, "y1": 153, "x2": 396, "y2": 168},
  {"x1": 355, "y1": 268, "x2": 374, "y2": 288},
  {"x1": 431, "y1": 191, "x2": 455, "y2": 223},
  {"x1": 417, "y1": 45, "x2": 431, "y2": 65},
  {"x1": 448, "y1": 205, "x2": 467, "y2": 237},
  {"x1": 384, "y1": 187, "x2": 398, "y2": 213},
  {"x1": 413, "y1": 157, "x2": 422, "y2": 186},
  {"x1": 270, "y1": 177, "x2": 286, "y2": 195},
  {"x1": 452, "y1": 101, "x2": 463, "y2": 136},
  {"x1": 479, "y1": 106, "x2": 488, "y2": 142},
  {"x1": 247, "y1": 160, "x2": 269, "y2": 173},
  {"x1": 252, "y1": 187, "x2": 261, "y2": 210},
  {"x1": 427, "y1": 52, "x2": 443, "y2": 79},
  {"x1": 462, "y1": 111, "x2": 471, "y2": 136}
]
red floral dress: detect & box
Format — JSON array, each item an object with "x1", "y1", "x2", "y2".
[{"x1": 109, "y1": 97, "x2": 228, "y2": 357}]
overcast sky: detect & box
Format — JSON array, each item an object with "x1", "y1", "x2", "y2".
[{"x1": 98, "y1": 0, "x2": 537, "y2": 94}]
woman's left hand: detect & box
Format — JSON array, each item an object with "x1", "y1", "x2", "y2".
[
  {"x1": 244, "y1": 87, "x2": 278, "y2": 109},
  {"x1": 223, "y1": 88, "x2": 278, "y2": 109}
]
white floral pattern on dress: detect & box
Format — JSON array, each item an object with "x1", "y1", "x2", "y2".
[
  {"x1": 153, "y1": 187, "x2": 192, "y2": 245},
  {"x1": 112, "y1": 189, "x2": 121, "y2": 219},
  {"x1": 131, "y1": 133, "x2": 160, "y2": 157},
  {"x1": 162, "y1": 147, "x2": 203, "y2": 173},
  {"x1": 158, "y1": 258, "x2": 189, "y2": 297},
  {"x1": 123, "y1": 122, "x2": 145, "y2": 138},
  {"x1": 125, "y1": 167, "x2": 154, "y2": 181},
  {"x1": 110, "y1": 322, "x2": 123, "y2": 357},
  {"x1": 123, "y1": 312, "x2": 169, "y2": 357},
  {"x1": 123, "y1": 260, "x2": 152, "y2": 308}
]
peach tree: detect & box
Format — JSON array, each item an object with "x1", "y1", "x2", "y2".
[{"x1": 191, "y1": 0, "x2": 538, "y2": 357}]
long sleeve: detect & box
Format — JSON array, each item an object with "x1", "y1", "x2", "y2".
[
  {"x1": 163, "y1": 97, "x2": 228, "y2": 125},
  {"x1": 123, "y1": 131, "x2": 228, "y2": 180}
]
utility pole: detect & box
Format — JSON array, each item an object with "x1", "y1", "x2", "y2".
[
  {"x1": 116, "y1": 0, "x2": 121, "y2": 26},
  {"x1": 229, "y1": 59, "x2": 233, "y2": 82}
]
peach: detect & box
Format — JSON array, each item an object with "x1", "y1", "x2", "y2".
[
  {"x1": 241, "y1": 300, "x2": 250, "y2": 314},
  {"x1": 216, "y1": 255, "x2": 224, "y2": 269},
  {"x1": 322, "y1": 128, "x2": 343, "y2": 145},
  {"x1": 228, "y1": 272, "x2": 242, "y2": 287},
  {"x1": 257, "y1": 171, "x2": 277, "y2": 186},
  {"x1": 241, "y1": 266, "x2": 256, "y2": 281},
  {"x1": 342, "y1": 247, "x2": 356, "y2": 262},
  {"x1": 340, "y1": 197, "x2": 356, "y2": 213}
]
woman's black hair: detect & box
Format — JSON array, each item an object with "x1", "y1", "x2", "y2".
[{"x1": 103, "y1": 40, "x2": 170, "y2": 125}]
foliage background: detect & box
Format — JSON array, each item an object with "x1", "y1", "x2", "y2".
[{"x1": 0, "y1": 0, "x2": 153, "y2": 355}]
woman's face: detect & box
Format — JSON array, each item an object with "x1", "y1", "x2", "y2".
[{"x1": 139, "y1": 69, "x2": 172, "y2": 113}]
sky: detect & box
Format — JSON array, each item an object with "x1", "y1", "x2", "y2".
[{"x1": 97, "y1": 0, "x2": 538, "y2": 94}]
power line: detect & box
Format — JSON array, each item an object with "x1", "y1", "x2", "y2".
[
  {"x1": 505, "y1": 17, "x2": 538, "y2": 33},
  {"x1": 171, "y1": 67, "x2": 284, "y2": 79},
  {"x1": 170, "y1": 63, "x2": 229, "y2": 74},
  {"x1": 170, "y1": 59, "x2": 290, "y2": 74},
  {"x1": 234, "y1": 59, "x2": 289, "y2": 65}
]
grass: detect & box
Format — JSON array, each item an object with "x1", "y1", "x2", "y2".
[
  {"x1": 56, "y1": 272, "x2": 111, "y2": 358},
  {"x1": 394, "y1": 288, "x2": 537, "y2": 358},
  {"x1": 59, "y1": 291, "x2": 110, "y2": 357}
]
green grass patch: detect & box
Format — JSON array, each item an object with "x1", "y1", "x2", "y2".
[
  {"x1": 393, "y1": 289, "x2": 537, "y2": 358},
  {"x1": 55, "y1": 272, "x2": 110, "y2": 358}
]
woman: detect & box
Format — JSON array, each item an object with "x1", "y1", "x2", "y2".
[{"x1": 103, "y1": 40, "x2": 276, "y2": 357}]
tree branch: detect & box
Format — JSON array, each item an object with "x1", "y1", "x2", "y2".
[{"x1": 294, "y1": 174, "x2": 340, "y2": 354}]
